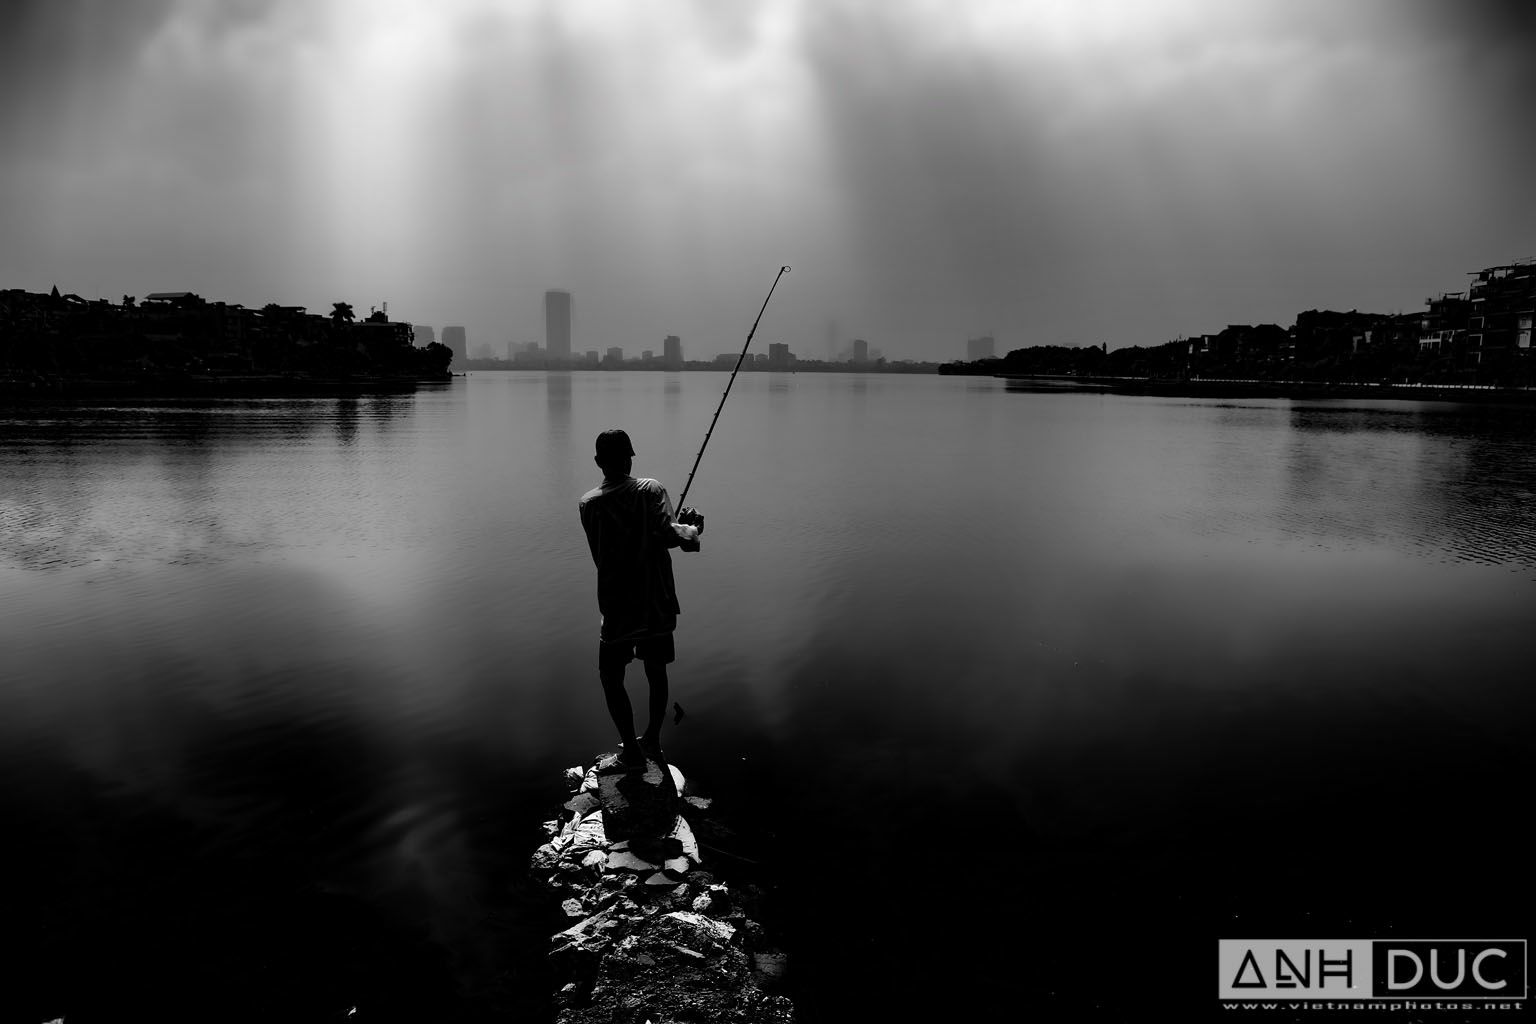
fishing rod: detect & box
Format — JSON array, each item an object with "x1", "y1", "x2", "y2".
[{"x1": 676, "y1": 265, "x2": 790, "y2": 513}]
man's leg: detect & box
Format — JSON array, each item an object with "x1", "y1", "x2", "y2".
[
  {"x1": 599, "y1": 647, "x2": 644, "y2": 763},
  {"x1": 639, "y1": 658, "x2": 669, "y2": 754}
]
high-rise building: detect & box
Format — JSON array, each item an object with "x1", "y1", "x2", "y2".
[
  {"x1": 967, "y1": 335, "x2": 996, "y2": 360},
  {"x1": 768, "y1": 342, "x2": 792, "y2": 370},
  {"x1": 1468, "y1": 260, "x2": 1535, "y2": 359},
  {"x1": 852, "y1": 338, "x2": 868, "y2": 364},
  {"x1": 545, "y1": 290, "x2": 572, "y2": 364},
  {"x1": 413, "y1": 324, "x2": 435, "y2": 348},
  {"x1": 605, "y1": 347, "x2": 623, "y2": 366},
  {"x1": 442, "y1": 326, "x2": 467, "y2": 364},
  {"x1": 663, "y1": 334, "x2": 682, "y2": 370}
]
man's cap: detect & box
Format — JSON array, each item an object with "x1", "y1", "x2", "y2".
[{"x1": 595, "y1": 429, "x2": 636, "y2": 459}]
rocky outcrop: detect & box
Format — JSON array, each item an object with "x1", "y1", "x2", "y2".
[{"x1": 529, "y1": 753, "x2": 793, "y2": 1024}]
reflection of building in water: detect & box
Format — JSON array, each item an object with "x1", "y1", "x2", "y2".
[
  {"x1": 545, "y1": 290, "x2": 572, "y2": 365},
  {"x1": 966, "y1": 335, "x2": 995, "y2": 361},
  {"x1": 1467, "y1": 260, "x2": 1535, "y2": 360},
  {"x1": 546, "y1": 370, "x2": 572, "y2": 441},
  {"x1": 663, "y1": 335, "x2": 682, "y2": 370},
  {"x1": 442, "y1": 326, "x2": 466, "y2": 364},
  {"x1": 413, "y1": 324, "x2": 435, "y2": 348}
]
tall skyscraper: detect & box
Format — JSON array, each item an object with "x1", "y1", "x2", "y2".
[
  {"x1": 413, "y1": 324, "x2": 435, "y2": 348},
  {"x1": 768, "y1": 342, "x2": 792, "y2": 370},
  {"x1": 545, "y1": 290, "x2": 572, "y2": 364},
  {"x1": 852, "y1": 338, "x2": 868, "y2": 364},
  {"x1": 442, "y1": 326, "x2": 466, "y2": 364},
  {"x1": 663, "y1": 334, "x2": 682, "y2": 370}
]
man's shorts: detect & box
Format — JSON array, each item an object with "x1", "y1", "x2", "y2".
[{"x1": 599, "y1": 633, "x2": 676, "y2": 672}]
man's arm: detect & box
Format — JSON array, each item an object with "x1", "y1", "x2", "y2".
[
  {"x1": 645, "y1": 483, "x2": 700, "y2": 552},
  {"x1": 578, "y1": 500, "x2": 603, "y2": 567}
]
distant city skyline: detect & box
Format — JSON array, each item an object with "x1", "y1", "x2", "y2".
[{"x1": 2, "y1": 1, "x2": 1532, "y2": 361}]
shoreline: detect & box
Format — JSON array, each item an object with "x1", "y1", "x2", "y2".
[
  {"x1": 0, "y1": 374, "x2": 452, "y2": 399},
  {"x1": 996, "y1": 374, "x2": 1536, "y2": 404}
]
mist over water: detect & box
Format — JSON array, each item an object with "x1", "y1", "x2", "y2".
[{"x1": 2, "y1": 373, "x2": 1534, "y2": 1020}]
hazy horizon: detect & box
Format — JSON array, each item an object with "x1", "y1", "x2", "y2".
[{"x1": 3, "y1": 0, "x2": 1533, "y2": 361}]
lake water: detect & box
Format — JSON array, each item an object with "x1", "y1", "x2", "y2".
[{"x1": 3, "y1": 372, "x2": 1535, "y2": 1021}]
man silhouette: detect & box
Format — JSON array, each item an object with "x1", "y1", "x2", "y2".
[{"x1": 579, "y1": 429, "x2": 703, "y2": 768}]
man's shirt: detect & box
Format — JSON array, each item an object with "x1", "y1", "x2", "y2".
[{"x1": 578, "y1": 476, "x2": 690, "y2": 642}]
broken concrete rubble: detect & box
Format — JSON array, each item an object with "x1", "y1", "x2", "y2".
[{"x1": 529, "y1": 751, "x2": 793, "y2": 1023}]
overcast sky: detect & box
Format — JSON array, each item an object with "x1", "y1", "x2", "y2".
[{"x1": 2, "y1": 0, "x2": 1533, "y2": 360}]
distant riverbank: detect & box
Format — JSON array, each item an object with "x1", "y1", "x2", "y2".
[
  {"x1": 996, "y1": 374, "x2": 1536, "y2": 404},
  {"x1": 1, "y1": 373, "x2": 451, "y2": 399}
]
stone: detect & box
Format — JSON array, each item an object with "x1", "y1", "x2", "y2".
[
  {"x1": 684, "y1": 795, "x2": 713, "y2": 811},
  {"x1": 563, "y1": 766, "x2": 585, "y2": 788},
  {"x1": 530, "y1": 835, "x2": 572, "y2": 871},
  {"x1": 605, "y1": 849, "x2": 661, "y2": 873},
  {"x1": 644, "y1": 871, "x2": 675, "y2": 886},
  {"x1": 595, "y1": 752, "x2": 679, "y2": 843},
  {"x1": 689, "y1": 884, "x2": 728, "y2": 914},
  {"x1": 568, "y1": 811, "x2": 607, "y2": 854},
  {"x1": 580, "y1": 849, "x2": 606, "y2": 870},
  {"x1": 555, "y1": 899, "x2": 637, "y2": 943},
  {"x1": 669, "y1": 816, "x2": 701, "y2": 862},
  {"x1": 663, "y1": 911, "x2": 736, "y2": 946},
  {"x1": 663, "y1": 856, "x2": 690, "y2": 876},
  {"x1": 563, "y1": 791, "x2": 601, "y2": 817},
  {"x1": 561, "y1": 899, "x2": 584, "y2": 918}
]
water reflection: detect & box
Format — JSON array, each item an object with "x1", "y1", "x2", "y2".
[
  {"x1": 3, "y1": 379, "x2": 1535, "y2": 1020},
  {"x1": 545, "y1": 371, "x2": 572, "y2": 438},
  {"x1": 1281, "y1": 402, "x2": 1536, "y2": 567},
  {"x1": 333, "y1": 397, "x2": 360, "y2": 447}
]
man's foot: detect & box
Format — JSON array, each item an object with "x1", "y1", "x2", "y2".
[
  {"x1": 638, "y1": 733, "x2": 665, "y2": 763},
  {"x1": 598, "y1": 744, "x2": 647, "y2": 774}
]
